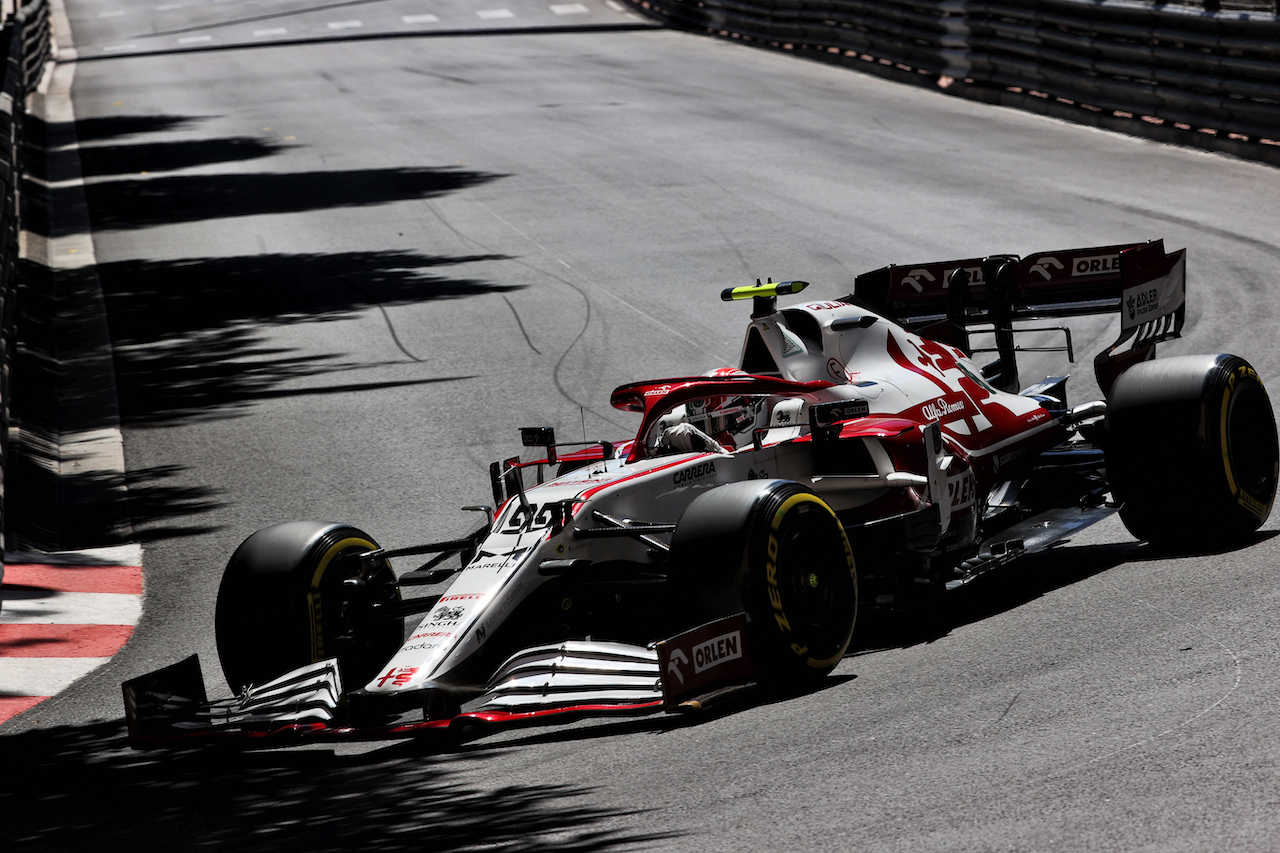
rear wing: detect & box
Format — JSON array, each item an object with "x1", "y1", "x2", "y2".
[
  {"x1": 849, "y1": 240, "x2": 1185, "y2": 394},
  {"x1": 852, "y1": 242, "x2": 1141, "y2": 325}
]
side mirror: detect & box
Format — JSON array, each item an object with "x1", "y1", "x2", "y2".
[{"x1": 520, "y1": 426, "x2": 557, "y2": 465}]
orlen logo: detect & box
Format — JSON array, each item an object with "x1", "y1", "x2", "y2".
[
  {"x1": 899, "y1": 268, "x2": 936, "y2": 293},
  {"x1": 692, "y1": 630, "x2": 743, "y2": 674},
  {"x1": 1027, "y1": 257, "x2": 1064, "y2": 280},
  {"x1": 1072, "y1": 254, "x2": 1120, "y2": 276}
]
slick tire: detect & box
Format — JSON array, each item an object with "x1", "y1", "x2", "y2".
[
  {"x1": 215, "y1": 522, "x2": 403, "y2": 692},
  {"x1": 670, "y1": 481, "x2": 858, "y2": 684},
  {"x1": 1107, "y1": 354, "x2": 1279, "y2": 548}
]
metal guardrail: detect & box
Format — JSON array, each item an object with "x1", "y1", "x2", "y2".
[
  {"x1": 627, "y1": 0, "x2": 1280, "y2": 165},
  {"x1": 0, "y1": 0, "x2": 51, "y2": 555},
  {"x1": 15, "y1": 0, "x2": 49, "y2": 95}
]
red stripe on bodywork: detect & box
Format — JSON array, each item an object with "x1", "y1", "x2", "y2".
[
  {"x1": 458, "y1": 700, "x2": 664, "y2": 725},
  {"x1": 124, "y1": 702, "x2": 665, "y2": 748},
  {"x1": 3, "y1": 564, "x2": 142, "y2": 595},
  {"x1": 0, "y1": 624, "x2": 134, "y2": 658},
  {"x1": 884, "y1": 333, "x2": 985, "y2": 435},
  {"x1": 578, "y1": 455, "x2": 716, "y2": 502}
]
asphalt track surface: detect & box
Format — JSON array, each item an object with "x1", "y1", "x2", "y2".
[{"x1": 4, "y1": 0, "x2": 1280, "y2": 850}]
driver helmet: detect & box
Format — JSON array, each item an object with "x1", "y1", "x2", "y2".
[{"x1": 686, "y1": 368, "x2": 762, "y2": 446}]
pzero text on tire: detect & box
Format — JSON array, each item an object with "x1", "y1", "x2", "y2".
[
  {"x1": 1107, "y1": 354, "x2": 1279, "y2": 547},
  {"x1": 214, "y1": 522, "x2": 403, "y2": 692},
  {"x1": 670, "y1": 480, "x2": 858, "y2": 683}
]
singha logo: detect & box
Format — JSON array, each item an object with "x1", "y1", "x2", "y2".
[
  {"x1": 1126, "y1": 293, "x2": 1136, "y2": 320},
  {"x1": 432, "y1": 605, "x2": 466, "y2": 623}
]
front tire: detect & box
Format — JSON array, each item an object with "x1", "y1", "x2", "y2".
[
  {"x1": 670, "y1": 481, "x2": 858, "y2": 684},
  {"x1": 1107, "y1": 354, "x2": 1279, "y2": 548},
  {"x1": 215, "y1": 522, "x2": 403, "y2": 692}
]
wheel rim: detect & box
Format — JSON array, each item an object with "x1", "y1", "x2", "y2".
[
  {"x1": 771, "y1": 501, "x2": 856, "y2": 657},
  {"x1": 1226, "y1": 381, "x2": 1279, "y2": 503}
]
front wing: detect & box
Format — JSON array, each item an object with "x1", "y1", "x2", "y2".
[{"x1": 121, "y1": 615, "x2": 756, "y2": 749}]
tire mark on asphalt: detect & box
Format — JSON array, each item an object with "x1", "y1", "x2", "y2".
[
  {"x1": 1053, "y1": 597, "x2": 1243, "y2": 777},
  {"x1": 984, "y1": 690, "x2": 1022, "y2": 732},
  {"x1": 475, "y1": 203, "x2": 733, "y2": 394},
  {"x1": 323, "y1": 263, "x2": 425, "y2": 363},
  {"x1": 496, "y1": 252, "x2": 634, "y2": 434},
  {"x1": 422, "y1": 200, "x2": 629, "y2": 432},
  {"x1": 501, "y1": 295, "x2": 542, "y2": 355}
]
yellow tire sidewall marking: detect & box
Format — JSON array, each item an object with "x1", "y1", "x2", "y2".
[
  {"x1": 1220, "y1": 365, "x2": 1272, "y2": 521},
  {"x1": 765, "y1": 492, "x2": 856, "y2": 669},
  {"x1": 307, "y1": 535, "x2": 375, "y2": 662}
]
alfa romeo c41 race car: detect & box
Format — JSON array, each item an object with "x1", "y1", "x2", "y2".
[{"x1": 123, "y1": 239, "x2": 1279, "y2": 747}]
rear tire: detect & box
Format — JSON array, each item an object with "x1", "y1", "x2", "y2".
[
  {"x1": 215, "y1": 522, "x2": 403, "y2": 692},
  {"x1": 670, "y1": 481, "x2": 858, "y2": 684},
  {"x1": 1107, "y1": 354, "x2": 1278, "y2": 548}
]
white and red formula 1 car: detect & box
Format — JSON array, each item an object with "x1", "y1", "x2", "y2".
[{"x1": 124, "y1": 240, "x2": 1278, "y2": 747}]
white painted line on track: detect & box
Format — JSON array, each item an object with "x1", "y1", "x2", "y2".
[
  {"x1": 477, "y1": 8, "x2": 515, "y2": 19},
  {"x1": 327, "y1": 19, "x2": 363, "y2": 29},
  {"x1": 178, "y1": 35, "x2": 212, "y2": 44},
  {"x1": 551, "y1": 3, "x2": 589, "y2": 13},
  {"x1": 1, "y1": 557, "x2": 143, "y2": 725},
  {"x1": 401, "y1": 13, "x2": 440, "y2": 23},
  {"x1": 2, "y1": 590, "x2": 143, "y2": 626},
  {"x1": 0, "y1": 658, "x2": 112, "y2": 696},
  {"x1": 254, "y1": 27, "x2": 287, "y2": 37},
  {"x1": 606, "y1": 0, "x2": 624, "y2": 10},
  {"x1": 98, "y1": 10, "x2": 125, "y2": 17},
  {"x1": 101, "y1": 43, "x2": 137, "y2": 52}
]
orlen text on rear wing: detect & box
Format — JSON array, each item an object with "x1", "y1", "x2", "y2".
[{"x1": 849, "y1": 241, "x2": 1185, "y2": 394}]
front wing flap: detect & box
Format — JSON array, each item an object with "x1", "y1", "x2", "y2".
[{"x1": 122, "y1": 655, "x2": 345, "y2": 747}]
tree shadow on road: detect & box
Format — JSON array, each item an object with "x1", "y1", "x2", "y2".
[
  {"x1": 74, "y1": 166, "x2": 504, "y2": 235},
  {"x1": 10, "y1": 110, "x2": 522, "y2": 552},
  {"x1": 77, "y1": 136, "x2": 295, "y2": 179},
  {"x1": 23, "y1": 110, "x2": 508, "y2": 236},
  {"x1": 96, "y1": 249, "x2": 517, "y2": 426},
  {"x1": 0, "y1": 719, "x2": 676, "y2": 852},
  {"x1": 73, "y1": 113, "x2": 206, "y2": 143},
  {"x1": 97, "y1": 250, "x2": 517, "y2": 344}
]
